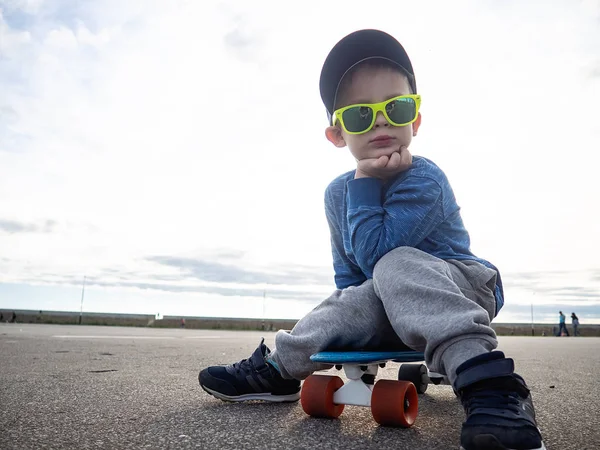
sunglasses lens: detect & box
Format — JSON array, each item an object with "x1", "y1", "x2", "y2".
[
  {"x1": 342, "y1": 106, "x2": 373, "y2": 133},
  {"x1": 386, "y1": 97, "x2": 417, "y2": 125}
]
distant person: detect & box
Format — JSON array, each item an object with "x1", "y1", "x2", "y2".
[
  {"x1": 10, "y1": 311, "x2": 17, "y2": 323},
  {"x1": 558, "y1": 311, "x2": 569, "y2": 336},
  {"x1": 571, "y1": 312, "x2": 580, "y2": 336},
  {"x1": 180, "y1": 318, "x2": 186, "y2": 328},
  {"x1": 0, "y1": 312, "x2": 3, "y2": 322}
]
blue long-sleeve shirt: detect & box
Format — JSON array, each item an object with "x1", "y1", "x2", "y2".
[{"x1": 324, "y1": 155, "x2": 504, "y2": 312}]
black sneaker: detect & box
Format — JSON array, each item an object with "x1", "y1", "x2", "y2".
[
  {"x1": 198, "y1": 338, "x2": 300, "y2": 402},
  {"x1": 455, "y1": 351, "x2": 546, "y2": 450}
]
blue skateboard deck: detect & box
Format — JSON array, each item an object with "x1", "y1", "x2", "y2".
[{"x1": 310, "y1": 350, "x2": 425, "y2": 364}]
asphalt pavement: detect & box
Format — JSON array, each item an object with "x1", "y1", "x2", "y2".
[{"x1": 1, "y1": 324, "x2": 598, "y2": 449}]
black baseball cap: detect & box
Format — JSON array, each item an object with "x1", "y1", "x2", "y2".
[{"x1": 319, "y1": 29, "x2": 416, "y2": 124}]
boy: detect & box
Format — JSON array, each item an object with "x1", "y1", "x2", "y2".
[{"x1": 199, "y1": 29, "x2": 545, "y2": 450}]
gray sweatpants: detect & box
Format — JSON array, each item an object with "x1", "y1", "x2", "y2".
[{"x1": 270, "y1": 247, "x2": 499, "y2": 385}]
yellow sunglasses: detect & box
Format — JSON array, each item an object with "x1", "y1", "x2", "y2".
[{"x1": 333, "y1": 94, "x2": 421, "y2": 135}]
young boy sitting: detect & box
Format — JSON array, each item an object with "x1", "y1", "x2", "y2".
[{"x1": 199, "y1": 29, "x2": 545, "y2": 450}]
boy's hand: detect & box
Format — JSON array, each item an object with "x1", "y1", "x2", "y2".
[{"x1": 355, "y1": 146, "x2": 412, "y2": 179}]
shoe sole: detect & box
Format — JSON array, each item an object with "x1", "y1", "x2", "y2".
[
  {"x1": 460, "y1": 432, "x2": 546, "y2": 450},
  {"x1": 201, "y1": 385, "x2": 300, "y2": 403}
]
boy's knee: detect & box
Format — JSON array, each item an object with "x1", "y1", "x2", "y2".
[
  {"x1": 373, "y1": 247, "x2": 448, "y2": 288},
  {"x1": 373, "y1": 247, "x2": 414, "y2": 285},
  {"x1": 375, "y1": 246, "x2": 431, "y2": 273},
  {"x1": 377, "y1": 246, "x2": 418, "y2": 265}
]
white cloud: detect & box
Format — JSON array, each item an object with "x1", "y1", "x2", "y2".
[
  {"x1": 1, "y1": 0, "x2": 44, "y2": 15},
  {"x1": 0, "y1": 0, "x2": 599, "y2": 321}
]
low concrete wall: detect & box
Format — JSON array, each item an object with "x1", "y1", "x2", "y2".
[
  {"x1": 0, "y1": 309, "x2": 297, "y2": 330},
  {"x1": 1, "y1": 309, "x2": 598, "y2": 336},
  {"x1": 153, "y1": 316, "x2": 297, "y2": 331},
  {"x1": 492, "y1": 323, "x2": 595, "y2": 337},
  {"x1": 1, "y1": 309, "x2": 154, "y2": 327}
]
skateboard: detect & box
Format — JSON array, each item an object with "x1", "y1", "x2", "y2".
[{"x1": 300, "y1": 350, "x2": 448, "y2": 427}]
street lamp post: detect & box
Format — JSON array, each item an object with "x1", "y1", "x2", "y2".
[
  {"x1": 261, "y1": 289, "x2": 266, "y2": 331},
  {"x1": 531, "y1": 303, "x2": 534, "y2": 336},
  {"x1": 79, "y1": 275, "x2": 86, "y2": 325}
]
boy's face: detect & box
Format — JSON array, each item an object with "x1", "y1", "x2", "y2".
[{"x1": 325, "y1": 66, "x2": 421, "y2": 162}]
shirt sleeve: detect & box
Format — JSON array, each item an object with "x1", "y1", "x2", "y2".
[
  {"x1": 346, "y1": 175, "x2": 444, "y2": 277},
  {"x1": 325, "y1": 187, "x2": 367, "y2": 289}
]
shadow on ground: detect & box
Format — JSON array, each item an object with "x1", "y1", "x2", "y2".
[{"x1": 140, "y1": 388, "x2": 464, "y2": 449}]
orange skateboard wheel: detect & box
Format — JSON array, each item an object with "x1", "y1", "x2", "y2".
[
  {"x1": 371, "y1": 380, "x2": 418, "y2": 427},
  {"x1": 300, "y1": 375, "x2": 345, "y2": 419}
]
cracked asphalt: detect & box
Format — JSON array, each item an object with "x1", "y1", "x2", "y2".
[{"x1": 1, "y1": 324, "x2": 598, "y2": 449}]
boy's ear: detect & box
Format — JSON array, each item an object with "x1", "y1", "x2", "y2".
[
  {"x1": 325, "y1": 126, "x2": 346, "y2": 148},
  {"x1": 412, "y1": 112, "x2": 422, "y2": 136}
]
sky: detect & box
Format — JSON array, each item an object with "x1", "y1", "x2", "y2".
[{"x1": 1, "y1": 0, "x2": 599, "y2": 324}]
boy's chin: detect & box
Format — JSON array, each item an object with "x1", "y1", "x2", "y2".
[
  {"x1": 363, "y1": 147, "x2": 401, "y2": 159},
  {"x1": 350, "y1": 143, "x2": 402, "y2": 160}
]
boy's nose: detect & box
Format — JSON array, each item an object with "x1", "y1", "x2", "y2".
[{"x1": 373, "y1": 111, "x2": 389, "y2": 128}]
